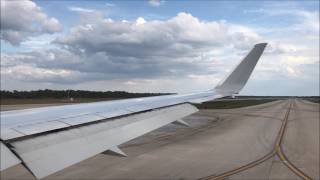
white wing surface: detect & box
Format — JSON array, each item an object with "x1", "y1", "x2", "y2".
[{"x1": 0, "y1": 43, "x2": 267, "y2": 178}]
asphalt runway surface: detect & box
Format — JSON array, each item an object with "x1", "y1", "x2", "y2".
[{"x1": 1, "y1": 99, "x2": 319, "y2": 180}]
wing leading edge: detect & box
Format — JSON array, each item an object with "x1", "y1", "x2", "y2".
[{"x1": 0, "y1": 43, "x2": 267, "y2": 178}]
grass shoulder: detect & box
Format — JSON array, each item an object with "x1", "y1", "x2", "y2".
[{"x1": 195, "y1": 99, "x2": 275, "y2": 109}]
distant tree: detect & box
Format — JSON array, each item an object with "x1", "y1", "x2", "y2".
[{"x1": 0, "y1": 90, "x2": 172, "y2": 99}]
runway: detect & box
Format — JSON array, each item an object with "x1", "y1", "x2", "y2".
[{"x1": 1, "y1": 99, "x2": 319, "y2": 180}]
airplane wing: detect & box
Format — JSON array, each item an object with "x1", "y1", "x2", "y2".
[{"x1": 0, "y1": 43, "x2": 267, "y2": 178}]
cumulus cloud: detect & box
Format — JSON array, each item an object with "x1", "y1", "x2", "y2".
[
  {"x1": 2, "y1": 8, "x2": 318, "y2": 95},
  {"x1": 55, "y1": 12, "x2": 260, "y2": 57},
  {"x1": 0, "y1": 1, "x2": 318, "y2": 95},
  {"x1": 0, "y1": 0, "x2": 62, "y2": 45},
  {"x1": 1, "y1": 12, "x2": 262, "y2": 85},
  {"x1": 242, "y1": 6, "x2": 319, "y2": 87}
]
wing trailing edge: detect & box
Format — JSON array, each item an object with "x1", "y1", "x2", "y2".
[{"x1": 10, "y1": 103, "x2": 198, "y2": 179}]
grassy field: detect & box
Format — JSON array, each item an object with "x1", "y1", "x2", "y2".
[
  {"x1": 305, "y1": 98, "x2": 320, "y2": 104},
  {"x1": 195, "y1": 99, "x2": 276, "y2": 109}
]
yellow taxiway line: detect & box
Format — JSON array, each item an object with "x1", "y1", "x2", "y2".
[{"x1": 200, "y1": 100, "x2": 312, "y2": 180}]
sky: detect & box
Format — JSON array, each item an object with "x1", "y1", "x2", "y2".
[{"x1": 0, "y1": 0, "x2": 319, "y2": 96}]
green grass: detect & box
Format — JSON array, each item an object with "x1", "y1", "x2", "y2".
[
  {"x1": 195, "y1": 99, "x2": 276, "y2": 109},
  {"x1": 305, "y1": 98, "x2": 320, "y2": 104}
]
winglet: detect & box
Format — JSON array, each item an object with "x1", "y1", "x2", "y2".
[{"x1": 214, "y1": 43, "x2": 267, "y2": 95}]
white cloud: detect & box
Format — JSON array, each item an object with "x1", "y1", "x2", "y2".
[
  {"x1": 0, "y1": 0, "x2": 62, "y2": 45},
  {"x1": 2, "y1": 12, "x2": 262, "y2": 86},
  {"x1": 1, "y1": 64, "x2": 77, "y2": 83},
  {"x1": 245, "y1": 7, "x2": 319, "y2": 36},
  {"x1": 281, "y1": 55, "x2": 317, "y2": 66},
  {"x1": 286, "y1": 66, "x2": 297, "y2": 75},
  {"x1": 124, "y1": 81, "x2": 138, "y2": 86},
  {"x1": 1, "y1": 6, "x2": 318, "y2": 95},
  {"x1": 136, "y1": 17, "x2": 146, "y2": 25},
  {"x1": 105, "y1": 3, "x2": 115, "y2": 7},
  {"x1": 148, "y1": 0, "x2": 164, "y2": 7},
  {"x1": 55, "y1": 12, "x2": 260, "y2": 56},
  {"x1": 69, "y1": 7, "x2": 95, "y2": 13},
  {"x1": 19, "y1": 34, "x2": 59, "y2": 51},
  {"x1": 241, "y1": 6, "x2": 319, "y2": 88}
]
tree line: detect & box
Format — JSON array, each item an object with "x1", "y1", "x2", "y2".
[{"x1": 1, "y1": 89, "x2": 172, "y2": 99}]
